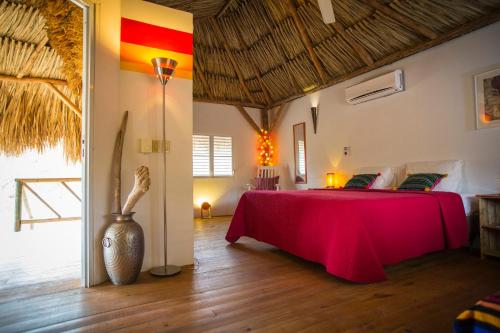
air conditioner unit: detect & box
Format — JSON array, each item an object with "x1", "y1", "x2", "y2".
[{"x1": 345, "y1": 69, "x2": 404, "y2": 105}]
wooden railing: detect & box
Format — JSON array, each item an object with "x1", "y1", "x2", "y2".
[{"x1": 14, "y1": 178, "x2": 81, "y2": 232}]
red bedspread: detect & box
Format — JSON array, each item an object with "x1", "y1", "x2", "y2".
[{"x1": 225, "y1": 189, "x2": 467, "y2": 283}]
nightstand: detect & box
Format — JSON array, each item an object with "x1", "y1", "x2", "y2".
[{"x1": 477, "y1": 194, "x2": 500, "y2": 259}]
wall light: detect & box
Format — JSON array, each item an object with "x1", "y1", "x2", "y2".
[
  {"x1": 326, "y1": 172, "x2": 335, "y2": 188},
  {"x1": 311, "y1": 106, "x2": 319, "y2": 134}
]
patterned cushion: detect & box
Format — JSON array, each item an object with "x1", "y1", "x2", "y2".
[
  {"x1": 344, "y1": 174, "x2": 379, "y2": 189},
  {"x1": 454, "y1": 291, "x2": 500, "y2": 333},
  {"x1": 398, "y1": 173, "x2": 446, "y2": 191},
  {"x1": 254, "y1": 176, "x2": 279, "y2": 191}
]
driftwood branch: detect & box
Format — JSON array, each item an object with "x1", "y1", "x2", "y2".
[
  {"x1": 122, "y1": 166, "x2": 151, "y2": 215},
  {"x1": 112, "y1": 111, "x2": 129, "y2": 214}
]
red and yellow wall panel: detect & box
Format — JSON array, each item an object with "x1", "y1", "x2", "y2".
[{"x1": 120, "y1": 0, "x2": 193, "y2": 80}]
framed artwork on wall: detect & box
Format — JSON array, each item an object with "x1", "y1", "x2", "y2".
[{"x1": 475, "y1": 68, "x2": 500, "y2": 129}]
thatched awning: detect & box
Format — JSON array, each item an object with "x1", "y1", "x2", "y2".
[
  {"x1": 0, "y1": 0, "x2": 82, "y2": 162},
  {"x1": 150, "y1": 0, "x2": 500, "y2": 109}
]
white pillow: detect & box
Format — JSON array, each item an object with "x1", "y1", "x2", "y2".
[
  {"x1": 404, "y1": 160, "x2": 463, "y2": 192},
  {"x1": 355, "y1": 166, "x2": 396, "y2": 189}
]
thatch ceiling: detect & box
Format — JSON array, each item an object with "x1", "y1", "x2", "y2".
[
  {"x1": 151, "y1": 0, "x2": 500, "y2": 109},
  {"x1": 0, "y1": 0, "x2": 82, "y2": 161}
]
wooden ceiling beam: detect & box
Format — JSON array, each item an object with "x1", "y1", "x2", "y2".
[
  {"x1": 268, "y1": 9, "x2": 500, "y2": 108},
  {"x1": 216, "y1": 0, "x2": 235, "y2": 18},
  {"x1": 194, "y1": 97, "x2": 265, "y2": 109},
  {"x1": 260, "y1": 108, "x2": 269, "y2": 131},
  {"x1": 45, "y1": 83, "x2": 82, "y2": 119},
  {"x1": 364, "y1": 0, "x2": 438, "y2": 40},
  {"x1": 236, "y1": 105, "x2": 262, "y2": 133},
  {"x1": 286, "y1": 0, "x2": 328, "y2": 84},
  {"x1": 211, "y1": 17, "x2": 257, "y2": 105},
  {"x1": 0, "y1": 74, "x2": 67, "y2": 86},
  {"x1": 194, "y1": 57, "x2": 215, "y2": 99},
  {"x1": 269, "y1": 103, "x2": 288, "y2": 132},
  {"x1": 332, "y1": 22, "x2": 374, "y2": 67}
]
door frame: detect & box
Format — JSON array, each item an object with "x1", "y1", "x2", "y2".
[{"x1": 71, "y1": 0, "x2": 95, "y2": 288}]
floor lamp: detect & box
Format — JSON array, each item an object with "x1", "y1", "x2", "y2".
[{"x1": 150, "y1": 57, "x2": 181, "y2": 277}]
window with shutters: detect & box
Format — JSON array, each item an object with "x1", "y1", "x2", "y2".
[{"x1": 192, "y1": 135, "x2": 233, "y2": 177}]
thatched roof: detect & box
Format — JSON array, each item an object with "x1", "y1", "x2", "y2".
[
  {"x1": 0, "y1": 0, "x2": 82, "y2": 162},
  {"x1": 150, "y1": 0, "x2": 500, "y2": 109}
]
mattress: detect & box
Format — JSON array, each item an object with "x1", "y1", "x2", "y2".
[{"x1": 460, "y1": 193, "x2": 478, "y2": 216}]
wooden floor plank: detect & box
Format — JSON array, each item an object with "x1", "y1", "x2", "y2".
[{"x1": 0, "y1": 216, "x2": 499, "y2": 333}]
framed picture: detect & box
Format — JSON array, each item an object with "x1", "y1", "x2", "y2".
[{"x1": 475, "y1": 68, "x2": 500, "y2": 129}]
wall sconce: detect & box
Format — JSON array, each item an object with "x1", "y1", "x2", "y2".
[
  {"x1": 200, "y1": 201, "x2": 212, "y2": 219},
  {"x1": 326, "y1": 172, "x2": 335, "y2": 188},
  {"x1": 311, "y1": 106, "x2": 319, "y2": 134}
]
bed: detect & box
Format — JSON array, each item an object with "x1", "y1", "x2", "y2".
[{"x1": 225, "y1": 189, "x2": 468, "y2": 283}]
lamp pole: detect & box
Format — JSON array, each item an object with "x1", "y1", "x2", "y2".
[{"x1": 150, "y1": 57, "x2": 180, "y2": 277}]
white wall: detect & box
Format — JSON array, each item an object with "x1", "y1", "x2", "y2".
[
  {"x1": 91, "y1": 0, "x2": 122, "y2": 285},
  {"x1": 193, "y1": 103, "x2": 260, "y2": 217},
  {"x1": 275, "y1": 22, "x2": 500, "y2": 195},
  {"x1": 120, "y1": 71, "x2": 193, "y2": 273},
  {"x1": 90, "y1": 0, "x2": 193, "y2": 284}
]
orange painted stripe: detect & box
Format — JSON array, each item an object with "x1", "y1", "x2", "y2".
[
  {"x1": 120, "y1": 42, "x2": 192, "y2": 74},
  {"x1": 121, "y1": 18, "x2": 192, "y2": 55}
]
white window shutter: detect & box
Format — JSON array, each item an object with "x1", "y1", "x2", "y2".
[
  {"x1": 192, "y1": 135, "x2": 210, "y2": 176},
  {"x1": 213, "y1": 136, "x2": 233, "y2": 176}
]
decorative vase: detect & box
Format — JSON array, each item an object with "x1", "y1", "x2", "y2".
[{"x1": 102, "y1": 213, "x2": 144, "y2": 285}]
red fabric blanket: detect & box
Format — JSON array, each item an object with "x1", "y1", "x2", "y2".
[{"x1": 226, "y1": 189, "x2": 468, "y2": 283}]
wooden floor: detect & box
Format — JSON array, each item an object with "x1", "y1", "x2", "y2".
[{"x1": 0, "y1": 216, "x2": 499, "y2": 333}]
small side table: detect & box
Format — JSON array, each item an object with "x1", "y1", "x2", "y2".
[{"x1": 477, "y1": 194, "x2": 500, "y2": 259}]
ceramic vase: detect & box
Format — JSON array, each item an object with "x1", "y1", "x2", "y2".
[{"x1": 102, "y1": 213, "x2": 144, "y2": 285}]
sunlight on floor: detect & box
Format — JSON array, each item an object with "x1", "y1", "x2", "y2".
[{"x1": 0, "y1": 146, "x2": 81, "y2": 290}]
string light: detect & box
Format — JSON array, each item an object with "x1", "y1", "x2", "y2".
[{"x1": 258, "y1": 129, "x2": 275, "y2": 166}]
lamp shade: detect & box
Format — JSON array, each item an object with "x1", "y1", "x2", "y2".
[
  {"x1": 151, "y1": 57, "x2": 177, "y2": 85},
  {"x1": 326, "y1": 172, "x2": 335, "y2": 188}
]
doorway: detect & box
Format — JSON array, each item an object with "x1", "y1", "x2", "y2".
[{"x1": 0, "y1": 0, "x2": 94, "y2": 290}]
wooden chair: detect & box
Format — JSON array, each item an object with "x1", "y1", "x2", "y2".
[{"x1": 247, "y1": 166, "x2": 280, "y2": 191}]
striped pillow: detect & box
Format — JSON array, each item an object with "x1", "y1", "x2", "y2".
[
  {"x1": 454, "y1": 292, "x2": 500, "y2": 333},
  {"x1": 344, "y1": 174, "x2": 379, "y2": 189},
  {"x1": 398, "y1": 173, "x2": 446, "y2": 191},
  {"x1": 254, "y1": 176, "x2": 279, "y2": 191}
]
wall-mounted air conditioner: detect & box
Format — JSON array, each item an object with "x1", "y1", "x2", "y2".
[{"x1": 345, "y1": 69, "x2": 404, "y2": 105}]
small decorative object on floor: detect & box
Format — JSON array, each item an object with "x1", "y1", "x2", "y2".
[
  {"x1": 103, "y1": 212, "x2": 144, "y2": 285},
  {"x1": 200, "y1": 201, "x2": 212, "y2": 219},
  {"x1": 103, "y1": 112, "x2": 150, "y2": 285}
]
